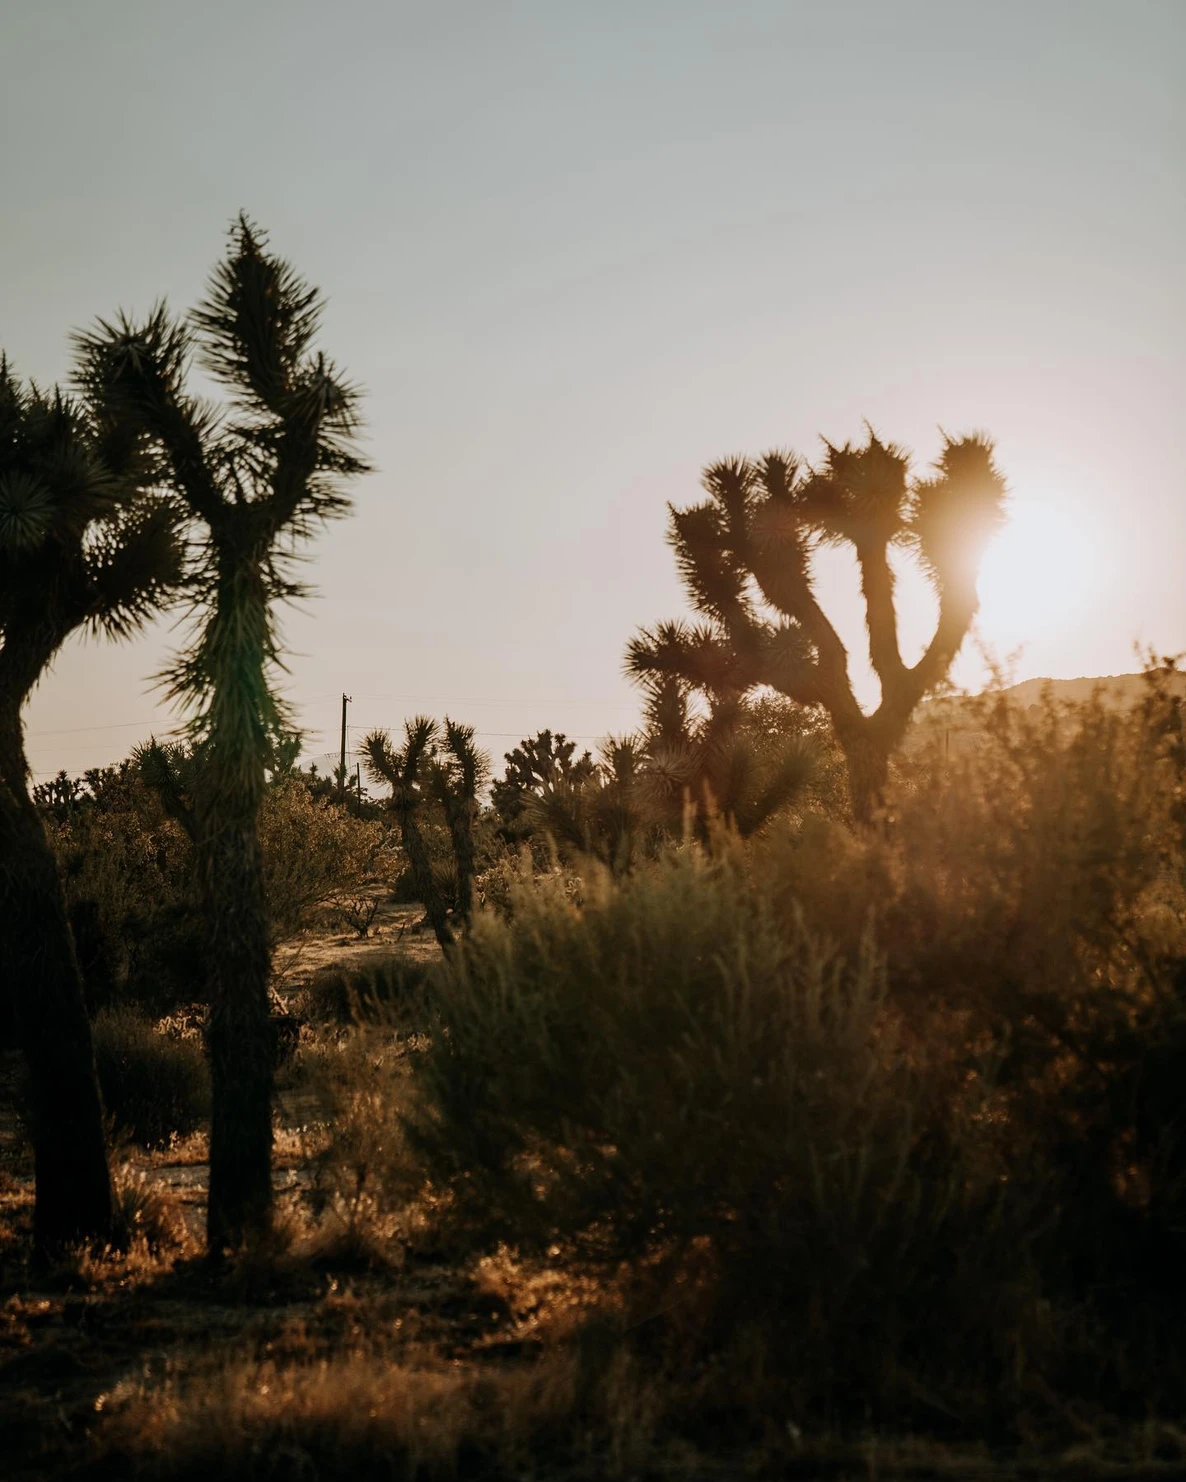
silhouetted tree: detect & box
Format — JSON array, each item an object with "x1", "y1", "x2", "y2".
[
  {"x1": 527, "y1": 733, "x2": 657, "y2": 874},
  {"x1": 427, "y1": 719, "x2": 490, "y2": 925},
  {"x1": 363, "y1": 718, "x2": 455, "y2": 947},
  {"x1": 75, "y1": 217, "x2": 367, "y2": 1253},
  {"x1": 627, "y1": 431, "x2": 1006, "y2": 822},
  {"x1": 0, "y1": 360, "x2": 179, "y2": 1250},
  {"x1": 491, "y1": 730, "x2": 595, "y2": 844},
  {"x1": 523, "y1": 685, "x2": 820, "y2": 873}
]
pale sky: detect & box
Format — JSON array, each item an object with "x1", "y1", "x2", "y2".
[{"x1": 3, "y1": 0, "x2": 1183, "y2": 780}]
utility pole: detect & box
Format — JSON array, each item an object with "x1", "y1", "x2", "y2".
[{"x1": 339, "y1": 693, "x2": 352, "y2": 803}]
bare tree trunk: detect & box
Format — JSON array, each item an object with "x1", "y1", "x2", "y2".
[
  {"x1": 0, "y1": 713, "x2": 114, "y2": 1253},
  {"x1": 200, "y1": 811, "x2": 275, "y2": 1253}
]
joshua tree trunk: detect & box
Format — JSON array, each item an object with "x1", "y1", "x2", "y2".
[
  {"x1": 447, "y1": 805, "x2": 476, "y2": 924},
  {"x1": 199, "y1": 805, "x2": 275, "y2": 1253},
  {"x1": 836, "y1": 725, "x2": 891, "y2": 827},
  {"x1": 0, "y1": 706, "x2": 114, "y2": 1252},
  {"x1": 400, "y1": 812, "x2": 454, "y2": 949}
]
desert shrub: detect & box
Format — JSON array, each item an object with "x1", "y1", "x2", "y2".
[
  {"x1": 42, "y1": 765, "x2": 391, "y2": 1014},
  {"x1": 259, "y1": 777, "x2": 389, "y2": 938},
  {"x1": 763, "y1": 673, "x2": 1186, "y2": 1299},
  {"x1": 92, "y1": 1006, "x2": 211, "y2": 1148},
  {"x1": 300, "y1": 1021, "x2": 426, "y2": 1265},
  {"x1": 113, "y1": 1165, "x2": 188, "y2": 1252},
  {"x1": 331, "y1": 890, "x2": 380, "y2": 938},
  {"x1": 45, "y1": 767, "x2": 201, "y2": 1013},
  {"x1": 304, "y1": 958, "x2": 435, "y2": 1026},
  {"x1": 408, "y1": 841, "x2": 1050, "y2": 1420},
  {"x1": 92, "y1": 1348, "x2": 598, "y2": 1482}
]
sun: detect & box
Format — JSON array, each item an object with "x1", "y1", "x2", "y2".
[{"x1": 975, "y1": 497, "x2": 1101, "y2": 650}]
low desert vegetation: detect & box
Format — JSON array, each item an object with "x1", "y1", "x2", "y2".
[
  {"x1": 4, "y1": 669, "x2": 1186, "y2": 1477},
  {"x1": 91, "y1": 1007, "x2": 212, "y2": 1150}
]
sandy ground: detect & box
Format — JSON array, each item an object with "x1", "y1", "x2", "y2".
[{"x1": 272, "y1": 895, "x2": 445, "y2": 990}]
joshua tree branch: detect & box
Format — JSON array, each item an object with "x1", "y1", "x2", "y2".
[{"x1": 856, "y1": 540, "x2": 906, "y2": 693}]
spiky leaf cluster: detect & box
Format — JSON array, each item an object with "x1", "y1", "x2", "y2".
[
  {"x1": 491, "y1": 730, "x2": 596, "y2": 841},
  {"x1": 0, "y1": 357, "x2": 181, "y2": 707},
  {"x1": 510, "y1": 688, "x2": 822, "y2": 872},
  {"x1": 73, "y1": 216, "x2": 370, "y2": 802}
]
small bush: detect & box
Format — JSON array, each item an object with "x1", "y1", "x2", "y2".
[
  {"x1": 259, "y1": 778, "x2": 388, "y2": 939},
  {"x1": 301, "y1": 1024, "x2": 425, "y2": 1265},
  {"x1": 113, "y1": 1165, "x2": 188, "y2": 1252},
  {"x1": 93, "y1": 1006, "x2": 211, "y2": 1148},
  {"x1": 304, "y1": 958, "x2": 434, "y2": 1026},
  {"x1": 409, "y1": 841, "x2": 1043, "y2": 1419}
]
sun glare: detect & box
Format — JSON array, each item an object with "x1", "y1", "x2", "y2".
[{"x1": 975, "y1": 498, "x2": 1100, "y2": 651}]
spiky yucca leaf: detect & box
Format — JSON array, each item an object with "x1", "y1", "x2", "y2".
[
  {"x1": 0, "y1": 471, "x2": 55, "y2": 549},
  {"x1": 192, "y1": 214, "x2": 323, "y2": 416}
]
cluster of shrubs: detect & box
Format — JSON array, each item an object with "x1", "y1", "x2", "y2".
[
  {"x1": 27, "y1": 669, "x2": 1186, "y2": 1443},
  {"x1": 36, "y1": 758, "x2": 388, "y2": 1020},
  {"x1": 21, "y1": 755, "x2": 390, "y2": 1151},
  {"x1": 321, "y1": 672, "x2": 1186, "y2": 1436}
]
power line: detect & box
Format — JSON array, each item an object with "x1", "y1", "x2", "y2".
[
  {"x1": 25, "y1": 718, "x2": 163, "y2": 737},
  {"x1": 26, "y1": 691, "x2": 635, "y2": 741}
]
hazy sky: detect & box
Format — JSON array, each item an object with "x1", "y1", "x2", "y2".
[{"x1": 3, "y1": 0, "x2": 1183, "y2": 779}]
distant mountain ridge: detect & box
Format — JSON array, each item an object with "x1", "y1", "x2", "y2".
[
  {"x1": 997, "y1": 670, "x2": 1186, "y2": 708},
  {"x1": 904, "y1": 669, "x2": 1184, "y2": 754}
]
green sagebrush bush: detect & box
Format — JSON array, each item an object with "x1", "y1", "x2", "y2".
[
  {"x1": 259, "y1": 778, "x2": 388, "y2": 940},
  {"x1": 408, "y1": 840, "x2": 1045, "y2": 1414},
  {"x1": 92, "y1": 1006, "x2": 211, "y2": 1148}
]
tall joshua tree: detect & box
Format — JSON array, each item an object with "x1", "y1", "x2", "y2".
[
  {"x1": 0, "y1": 360, "x2": 179, "y2": 1250},
  {"x1": 76, "y1": 218, "x2": 367, "y2": 1252},
  {"x1": 627, "y1": 431, "x2": 1006, "y2": 823}
]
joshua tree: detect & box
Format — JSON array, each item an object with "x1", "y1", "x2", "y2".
[
  {"x1": 363, "y1": 718, "x2": 455, "y2": 947},
  {"x1": 363, "y1": 716, "x2": 490, "y2": 943},
  {"x1": 75, "y1": 217, "x2": 367, "y2": 1252},
  {"x1": 638, "y1": 674, "x2": 821, "y2": 839},
  {"x1": 0, "y1": 360, "x2": 179, "y2": 1250},
  {"x1": 627, "y1": 431, "x2": 1006, "y2": 823},
  {"x1": 427, "y1": 719, "x2": 490, "y2": 925},
  {"x1": 527, "y1": 733, "x2": 658, "y2": 873},
  {"x1": 521, "y1": 683, "x2": 819, "y2": 872},
  {"x1": 491, "y1": 730, "x2": 596, "y2": 844}
]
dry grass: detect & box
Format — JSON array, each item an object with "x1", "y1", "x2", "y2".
[{"x1": 94, "y1": 1348, "x2": 579, "y2": 1480}]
